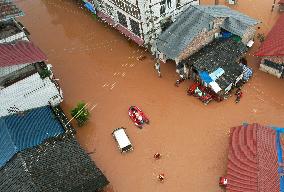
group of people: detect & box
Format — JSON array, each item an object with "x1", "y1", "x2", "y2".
[
  {"x1": 153, "y1": 153, "x2": 165, "y2": 182},
  {"x1": 235, "y1": 88, "x2": 243, "y2": 103},
  {"x1": 154, "y1": 60, "x2": 189, "y2": 86}
]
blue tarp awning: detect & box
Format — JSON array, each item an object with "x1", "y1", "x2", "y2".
[
  {"x1": 84, "y1": 2, "x2": 96, "y2": 14},
  {"x1": 199, "y1": 71, "x2": 213, "y2": 83}
]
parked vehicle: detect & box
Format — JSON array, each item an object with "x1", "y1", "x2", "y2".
[
  {"x1": 128, "y1": 106, "x2": 149, "y2": 128},
  {"x1": 112, "y1": 127, "x2": 133, "y2": 153},
  {"x1": 187, "y1": 82, "x2": 213, "y2": 105}
]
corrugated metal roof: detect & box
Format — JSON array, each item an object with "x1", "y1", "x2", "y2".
[
  {"x1": 0, "y1": 0, "x2": 24, "y2": 21},
  {"x1": 226, "y1": 123, "x2": 280, "y2": 192},
  {"x1": 0, "y1": 41, "x2": 47, "y2": 67},
  {"x1": 254, "y1": 14, "x2": 284, "y2": 57},
  {"x1": 157, "y1": 6, "x2": 215, "y2": 60},
  {"x1": 0, "y1": 106, "x2": 64, "y2": 168},
  {"x1": 157, "y1": 5, "x2": 259, "y2": 60}
]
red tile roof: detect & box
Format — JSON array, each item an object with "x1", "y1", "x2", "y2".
[
  {"x1": 278, "y1": 0, "x2": 284, "y2": 4},
  {"x1": 255, "y1": 14, "x2": 284, "y2": 57},
  {"x1": 0, "y1": 41, "x2": 47, "y2": 67},
  {"x1": 226, "y1": 123, "x2": 280, "y2": 192}
]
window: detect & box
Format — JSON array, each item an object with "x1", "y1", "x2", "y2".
[
  {"x1": 161, "y1": 17, "x2": 173, "y2": 32},
  {"x1": 129, "y1": 18, "x2": 140, "y2": 36},
  {"x1": 209, "y1": 21, "x2": 214, "y2": 30},
  {"x1": 117, "y1": 11, "x2": 128, "y2": 28},
  {"x1": 160, "y1": 0, "x2": 166, "y2": 15},
  {"x1": 105, "y1": 4, "x2": 114, "y2": 18},
  {"x1": 167, "y1": 0, "x2": 171, "y2": 8},
  {"x1": 176, "y1": 0, "x2": 180, "y2": 8}
]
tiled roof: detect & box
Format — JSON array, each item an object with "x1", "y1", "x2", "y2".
[
  {"x1": 182, "y1": 38, "x2": 247, "y2": 90},
  {"x1": 157, "y1": 5, "x2": 259, "y2": 60},
  {"x1": 254, "y1": 14, "x2": 284, "y2": 57},
  {"x1": 0, "y1": 106, "x2": 64, "y2": 168},
  {"x1": 0, "y1": 41, "x2": 47, "y2": 67},
  {"x1": 226, "y1": 123, "x2": 280, "y2": 192},
  {"x1": 0, "y1": 135, "x2": 109, "y2": 192},
  {"x1": 0, "y1": 0, "x2": 24, "y2": 21},
  {"x1": 278, "y1": 0, "x2": 284, "y2": 4}
]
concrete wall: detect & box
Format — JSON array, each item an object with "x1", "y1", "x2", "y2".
[
  {"x1": 0, "y1": 73, "x2": 63, "y2": 117},
  {"x1": 259, "y1": 63, "x2": 282, "y2": 78},
  {"x1": 241, "y1": 26, "x2": 255, "y2": 44},
  {"x1": 177, "y1": 18, "x2": 225, "y2": 62},
  {"x1": 259, "y1": 57, "x2": 284, "y2": 78}
]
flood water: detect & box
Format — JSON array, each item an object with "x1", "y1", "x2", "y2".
[{"x1": 17, "y1": 0, "x2": 283, "y2": 191}]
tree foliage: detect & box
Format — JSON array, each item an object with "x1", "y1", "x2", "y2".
[{"x1": 71, "y1": 101, "x2": 90, "y2": 127}]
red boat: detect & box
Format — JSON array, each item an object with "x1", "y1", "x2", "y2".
[
  {"x1": 128, "y1": 106, "x2": 149, "y2": 128},
  {"x1": 219, "y1": 176, "x2": 228, "y2": 187}
]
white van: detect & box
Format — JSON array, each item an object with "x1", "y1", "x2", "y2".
[{"x1": 112, "y1": 127, "x2": 133, "y2": 153}]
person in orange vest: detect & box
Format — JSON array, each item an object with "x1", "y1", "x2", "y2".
[
  {"x1": 154, "y1": 153, "x2": 161, "y2": 160},
  {"x1": 158, "y1": 173, "x2": 165, "y2": 182}
]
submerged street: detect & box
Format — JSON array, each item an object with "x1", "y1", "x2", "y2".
[{"x1": 18, "y1": 0, "x2": 284, "y2": 191}]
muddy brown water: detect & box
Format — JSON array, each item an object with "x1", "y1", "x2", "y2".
[{"x1": 17, "y1": 0, "x2": 283, "y2": 191}]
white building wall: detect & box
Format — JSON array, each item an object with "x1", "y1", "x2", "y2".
[
  {"x1": 0, "y1": 73, "x2": 63, "y2": 117},
  {"x1": 89, "y1": 0, "x2": 199, "y2": 50},
  {"x1": 0, "y1": 31, "x2": 27, "y2": 44}
]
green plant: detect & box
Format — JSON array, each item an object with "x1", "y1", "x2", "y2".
[
  {"x1": 71, "y1": 101, "x2": 90, "y2": 127},
  {"x1": 257, "y1": 33, "x2": 265, "y2": 43},
  {"x1": 39, "y1": 68, "x2": 51, "y2": 79}
]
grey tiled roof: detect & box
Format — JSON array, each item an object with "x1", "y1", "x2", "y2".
[
  {"x1": 0, "y1": 135, "x2": 109, "y2": 192},
  {"x1": 157, "y1": 5, "x2": 259, "y2": 60}
]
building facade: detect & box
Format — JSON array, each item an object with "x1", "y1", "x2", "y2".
[{"x1": 83, "y1": 0, "x2": 199, "y2": 53}]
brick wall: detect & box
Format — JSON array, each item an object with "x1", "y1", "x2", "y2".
[{"x1": 177, "y1": 18, "x2": 225, "y2": 62}]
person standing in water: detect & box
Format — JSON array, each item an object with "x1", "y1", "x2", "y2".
[{"x1": 154, "y1": 60, "x2": 161, "y2": 78}]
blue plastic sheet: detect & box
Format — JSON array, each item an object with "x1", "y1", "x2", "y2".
[
  {"x1": 199, "y1": 71, "x2": 213, "y2": 83},
  {"x1": 240, "y1": 63, "x2": 253, "y2": 81},
  {"x1": 84, "y1": 2, "x2": 96, "y2": 14}
]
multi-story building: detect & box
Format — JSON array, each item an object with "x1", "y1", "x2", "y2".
[{"x1": 83, "y1": 0, "x2": 199, "y2": 53}]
